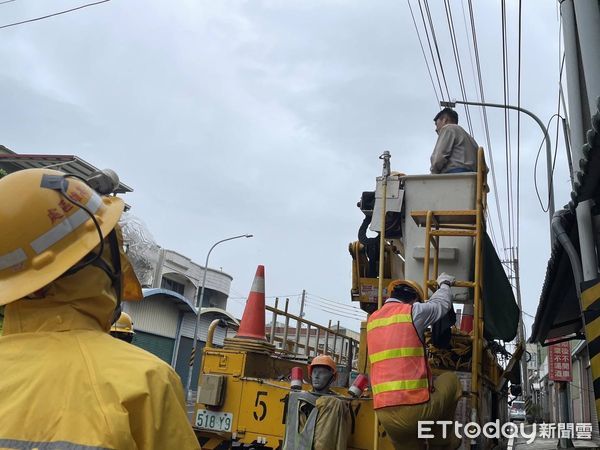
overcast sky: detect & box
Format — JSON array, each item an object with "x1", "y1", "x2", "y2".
[{"x1": 0, "y1": 1, "x2": 570, "y2": 337}]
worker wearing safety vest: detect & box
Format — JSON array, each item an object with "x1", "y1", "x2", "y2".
[
  {"x1": 366, "y1": 273, "x2": 462, "y2": 450},
  {"x1": 0, "y1": 169, "x2": 200, "y2": 450}
]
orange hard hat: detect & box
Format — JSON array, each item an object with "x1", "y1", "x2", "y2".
[
  {"x1": 387, "y1": 279, "x2": 425, "y2": 302},
  {"x1": 308, "y1": 355, "x2": 337, "y2": 378}
]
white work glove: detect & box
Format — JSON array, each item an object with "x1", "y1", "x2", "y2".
[{"x1": 437, "y1": 272, "x2": 455, "y2": 288}]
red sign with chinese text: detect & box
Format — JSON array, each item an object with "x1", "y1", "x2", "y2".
[{"x1": 548, "y1": 341, "x2": 572, "y2": 382}]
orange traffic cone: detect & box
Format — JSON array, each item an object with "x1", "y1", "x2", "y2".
[
  {"x1": 236, "y1": 265, "x2": 267, "y2": 340},
  {"x1": 461, "y1": 303, "x2": 474, "y2": 333}
]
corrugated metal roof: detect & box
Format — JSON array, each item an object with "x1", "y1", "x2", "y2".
[
  {"x1": 142, "y1": 288, "x2": 196, "y2": 312},
  {"x1": 530, "y1": 99, "x2": 600, "y2": 343},
  {"x1": 141, "y1": 288, "x2": 239, "y2": 325},
  {"x1": 0, "y1": 152, "x2": 133, "y2": 194},
  {"x1": 126, "y1": 296, "x2": 180, "y2": 339}
]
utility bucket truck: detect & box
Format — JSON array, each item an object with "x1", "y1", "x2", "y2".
[{"x1": 193, "y1": 149, "x2": 521, "y2": 450}]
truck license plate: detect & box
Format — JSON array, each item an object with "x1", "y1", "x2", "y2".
[{"x1": 195, "y1": 409, "x2": 233, "y2": 432}]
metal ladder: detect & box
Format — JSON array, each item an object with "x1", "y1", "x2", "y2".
[{"x1": 410, "y1": 148, "x2": 489, "y2": 429}]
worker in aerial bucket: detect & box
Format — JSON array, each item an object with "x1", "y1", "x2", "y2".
[
  {"x1": 0, "y1": 168, "x2": 200, "y2": 450},
  {"x1": 110, "y1": 311, "x2": 135, "y2": 343},
  {"x1": 430, "y1": 107, "x2": 478, "y2": 174},
  {"x1": 367, "y1": 274, "x2": 462, "y2": 450}
]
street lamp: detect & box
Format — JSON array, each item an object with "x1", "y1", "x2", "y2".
[
  {"x1": 441, "y1": 100, "x2": 551, "y2": 407},
  {"x1": 185, "y1": 233, "x2": 253, "y2": 401},
  {"x1": 440, "y1": 99, "x2": 554, "y2": 229}
]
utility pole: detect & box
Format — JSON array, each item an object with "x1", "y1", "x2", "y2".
[
  {"x1": 513, "y1": 258, "x2": 529, "y2": 399},
  {"x1": 293, "y1": 290, "x2": 306, "y2": 354},
  {"x1": 561, "y1": 0, "x2": 599, "y2": 283},
  {"x1": 559, "y1": 1, "x2": 600, "y2": 446}
]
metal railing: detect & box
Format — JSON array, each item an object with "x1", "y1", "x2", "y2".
[{"x1": 265, "y1": 298, "x2": 359, "y2": 367}]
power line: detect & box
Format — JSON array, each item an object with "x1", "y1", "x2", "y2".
[
  {"x1": 303, "y1": 300, "x2": 366, "y2": 321},
  {"x1": 416, "y1": 0, "x2": 447, "y2": 100},
  {"x1": 522, "y1": 310, "x2": 536, "y2": 319},
  {"x1": 422, "y1": 0, "x2": 451, "y2": 100},
  {"x1": 486, "y1": 210, "x2": 500, "y2": 251},
  {"x1": 466, "y1": 0, "x2": 508, "y2": 261},
  {"x1": 406, "y1": 0, "x2": 441, "y2": 105},
  {"x1": 305, "y1": 292, "x2": 366, "y2": 313},
  {"x1": 443, "y1": 0, "x2": 474, "y2": 135},
  {"x1": 229, "y1": 294, "x2": 300, "y2": 300},
  {"x1": 516, "y1": 0, "x2": 523, "y2": 261},
  {"x1": 500, "y1": 0, "x2": 516, "y2": 265},
  {"x1": 0, "y1": 0, "x2": 17, "y2": 5},
  {"x1": 304, "y1": 297, "x2": 367, "y2": 318},
  {"x1": 0, "y1": 0, "x2": 110, "y2": 30},
  {"x1": 533, "y1": 114, "x2": 563, "y2": 213},
  {"x1": 458, "y1": 0, "x2": 499, "y2": 257}
]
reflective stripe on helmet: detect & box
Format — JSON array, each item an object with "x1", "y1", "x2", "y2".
[
  {"x1": 30, "y1": 192, "x2": 102, "y2": 254},
  {"x1": 369, "y1": 347, "x2": 425, "y2": 364},
  {"x1": 371, "y1": 378, "x2": 429, "y2": 395},
  {"x1": 366, "y1": 313, "x2": 412, "y2": 331},
  {"x1": 0, "y1": 248, "x2": 27, "y2": 271}
]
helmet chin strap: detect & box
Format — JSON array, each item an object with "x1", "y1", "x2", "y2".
[
  {"x1": 43, "y1": 173, "x2": 123, "y2": 324},
  {"x1": 58, "y1": 229, "x2": 123, "y2": 325}
]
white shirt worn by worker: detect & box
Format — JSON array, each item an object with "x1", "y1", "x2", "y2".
[{"x1": 384, "y1": 284, "x2": 453, "y2": 342}]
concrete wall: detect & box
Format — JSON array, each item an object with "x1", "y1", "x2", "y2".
[{"x1": 152, "y1": 248, "x2": 233, "y2": 308}]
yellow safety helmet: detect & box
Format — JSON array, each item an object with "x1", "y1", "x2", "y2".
[
  {"x1": 111, "y1": 312, "x2": 134, "y2": 334},
  {"x1": 0, "y1": 168, "x2": 143, "y2": 305},
  {"x1": 387, "y1": 279, "x2": 425, "y2": 302},
  {"x1": 308, "y1": 354, "x2": 338, "y2": 379}
]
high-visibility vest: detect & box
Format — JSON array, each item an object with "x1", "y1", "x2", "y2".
[{"x1": 367, "y1": 301, "x2": 431, "y2": 409}]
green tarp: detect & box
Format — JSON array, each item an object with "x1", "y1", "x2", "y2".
[{"x1": 482, "y1": 232, "x2": 520, "y2": 341}]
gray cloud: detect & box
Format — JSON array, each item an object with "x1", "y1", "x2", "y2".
[{"x1": 0, "y1": 0, "x2": 565, "y2": 331}]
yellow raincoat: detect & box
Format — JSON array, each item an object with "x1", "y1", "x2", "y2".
[{"x1": 0, "y1": 265, "x2": 200, "y2": 450}]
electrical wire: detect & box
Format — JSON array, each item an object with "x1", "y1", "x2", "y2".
[
  {"x1": 305, "y1": 292, "x2": 367, "y2": 313},
  {"x1": 305, "y1": 297, "x2": 366, "y2": 316},
  {"x1": 416, "y1": 0, "x2": 447, "y2": 100},
  {"x1": 229, "y1": 294, "x2": 300, "y2": 300},
  {"x1": 522, "y1": 310, "x2": 536, "y2": 319},
  {"x1": 466, "y1": 0, "x2": 508, "y2": 260},
  {"x1": 0, "y1": 0, "x2": 110, "y2": 30},
  {"x1": 304, "y1": 297, "x2": 367, "y2": 318},
  {"x1": 0, "y1": 0, "x2": 17, "y2": 5},
  {"x1": 303, "y1": 299, "x2": 366, "y2": 320},
  {"x1": 231, "y1": 289, "x2": 367, "y2": 322},
  {"x1": 516, "y1": 0, "x2": 523, "y2": 262},
  {"x1": 443, "y1": 0, "x2": 474, "y2": 135},
  {"x1": 501, "y1": 0, "x2": 515, "y2": 266},
  {"x1": 303, "y1": 304, "x2": 366, "y2": 321},
  {"x1": 487, "y1": 210, "x2": 499, "y2": 248},
  {"x1": 422, "y1": 0, "x2": 451, "y2": 100},
  {"x1": 407, "y1": 0, "x2": 441, "y2": 105},
  {"x1": 533, "y1": 113, "x2": 564, "y2": 213}
]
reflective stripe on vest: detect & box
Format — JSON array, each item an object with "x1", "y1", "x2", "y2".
[
  {"x1": 366, "y1": 314, "x2": 412, "y2": 331},
  {"x1": 371, "y1": 378, "x2": 430, "y2": 394},
  {"x1": 369, "y1": 347, "x2": 425, "y2": 364},
  {"x1": 367, "y1": 302, "x2": 430, "y2": 409}
]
